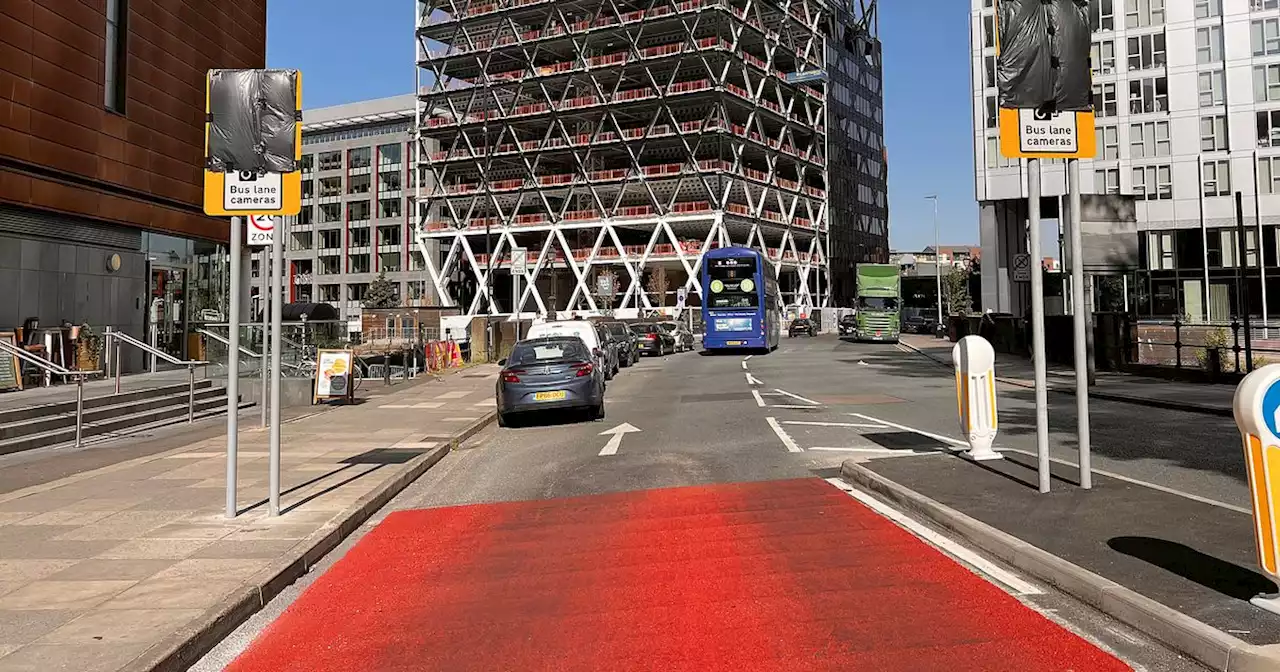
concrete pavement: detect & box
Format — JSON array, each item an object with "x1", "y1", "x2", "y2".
[
  {"x1": 0, "y1": 366, "x2": 497, "y2": 672},
  {"x1": 196, "y1": 337, "x2": 1204, "y2": 671}
]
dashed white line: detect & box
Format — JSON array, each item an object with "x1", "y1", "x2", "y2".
[
  {"x1": 774, "y1": 388, "x2": 821, "y2": 406},
  {"x1": 824, "y1": 478, "x2": 1043, "y2": 596},
  {"x1": 766, "y1": 416, "x2": 803, "y2": 453},
  {"x1": 751, "y1": 390, "x2": 766, "y2": 407},
  {"x1": 782, "y1": 420, "x2": 888, "y2": 428}
]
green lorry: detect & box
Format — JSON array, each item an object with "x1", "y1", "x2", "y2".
[{"x1": 854, "y1": 264, "x2": 901, "y2": 342}]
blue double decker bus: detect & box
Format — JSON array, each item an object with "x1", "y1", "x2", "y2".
[{"x1": 700, "y1": 246, "x2": 780, "y2": 352}]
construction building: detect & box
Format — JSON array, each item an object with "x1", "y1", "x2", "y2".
[{"x1": 413, "y1": 0, "x2": 886, "y2": 318}]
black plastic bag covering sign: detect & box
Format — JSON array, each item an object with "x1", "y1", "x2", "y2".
[
  {"x1": 996, "y1": 0, "x2": 1092, "y2": 112},
  {"x1": 206, "y1": 69, "x2": 299, "y2": 174}
]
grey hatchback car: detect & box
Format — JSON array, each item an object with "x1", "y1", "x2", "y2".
[{"x1": 496, "y1": 336, "x2": 605, "y2": 427}]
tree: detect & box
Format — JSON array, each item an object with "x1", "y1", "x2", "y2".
[
  {"x1": 646, "y1": 266, "x2": 670, "y2": 307},
  {"x1": 364, "y1": 271, "x2": 399, "y2": 309},
  {"x1": 942, "y1": 266, "x2": 972, "y2": 316}
]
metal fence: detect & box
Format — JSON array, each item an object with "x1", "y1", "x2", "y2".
[{"x1": 1131, "y1": 318, "x2": 1280, "y2": 374}]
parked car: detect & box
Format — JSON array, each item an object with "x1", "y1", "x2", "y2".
[
  {"x1": 524, "y1": 319, "x2": 611, "y2": 382},
  {"x1": 593, "y1": 323, "x2": 622, "y2": 378},
  {"x1": 496, "y1": 336, "x2": 605, "y2": 426},
  {"x1": 658, "y1": 322, "x2": 696, "y2": 352},
  {"x1": 602, "y1": 321, "x2": 640, "y2": 367},
  {"x1": 789, "y1": 317, "x2": 816, "y2": 337},
  {"x1": 838, "y1": 314, "x2": 857, "y2": 336},
  {"x1": 903, "y1": 314, "x2": 932, "y2": 334},
  {"x1": 631, "y1": 322, "x2": 675, "y2": 356}
]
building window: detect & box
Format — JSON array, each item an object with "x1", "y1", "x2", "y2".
[
  {"x1": 1129, "y1": 77, "x2": 1167, "y2": 114},
  {"x1": 984, "y1": 95, "x2": 997, "y2": 129},
  {"x1": 984, "y1": 136, "x2": 1016, "y2": 168},
  {"x1": 984, "y1": 56, "x2": 995, "y2": 88},
  {"x1": 347, "y1": 200, "x2": 371, "y2": 222},
  {"x1": 1132, "y1": 164, "x2": 1172, "y2": 200},
  {"x1": 298, "y1": 206, "x2": 313, "y2": 226},
  {"x1": 378, "y1": 143, "x2": 402, "y2": 165},
  {"x1": 1258, "y1": 0, "x2": 1280, "y2": 10},
  {"x1": 1203, "y1": 160, "x2": 1230, "y2": 197},
  {"x1": 1097, "y1": 125, "x2": 1119, "y2": 160},
  {"x1": 104, "y1": 0, "x2": 127, "y2": 112},
  {"x1": 379, "y1": 171, "x2": 402, "y2": 192},
  {"x1": 1093, "y1": 83, "x2": 1118, "y2": 117},
  {"x1": 319, "y1": 229, "x2": 341, "y2": 249},
  {"x1": 300, "y1": 154, "x2": 314, "y2": 172},
  {"x1": 1196, "y1": 27, "x2": 1222, "y2": 64},
  {"x1": 1199, "y1": 71, "x2": 1225, "y2": 108},
  {"x1": 1127, "y1": 33, "x2": 1166, "y2": 71},
  {"x1": 1148, "y1": 232, "x2": 1174, "y2": 270},
  {"x1": 1095, "y1": 168, "x2": 1120, "y2": 194},
  {"x1": 350, "y1": 227, "x2": 371, "y2": 248},
  {"x1": 1125, "y1": 0, "x2": 1164, "y2": 28},
  {"x1": 1091, "y1": 0, "x2": 1115, "y2": 31},
  {"x1": 1092, "y1": 40, "x2": 1116, "y2": 75},
  {"x1": 1195, "y1": 0, "x2": 1221, "y2": 17},
  {"x1": 1253, "y1": 19, "x2": 1280, "y2": 57},
  {"x1": 1262, "y1": 156, "x2": 1280, "y2": 194},
  {"x1": 1201, "y1": 115, "x2": 1227, "y2": 151},
  {"x1": 1130, "y1": 121, "x2": 1169, "y2": 158},
  {"x1": 318, "y1": 177, "x2": 342, "y2": 198},
  {"x1": 1255, "y1": 65, "x2": 1280, "y2": 103},
  {"x1": 379, "y1": 198, "x2": 403, "y2": 218},
  {"x1": 348, "y1": 147, "x2": 371, "y2": 169},
  {"x1": 318, "y1": 151, "x2": 342, "y2": 171},
  {"x1": 319, "y1": 203, "x2": 342, "y2": 223},
  {"x1": 1259, "y1": 110, "x2": 1280, "y2": 148},
  {"x1": 348, "y1": 174, "x2": 371, "y2": 195},
  {"x1": 983, "y1": 14, "x2": 995, "y2": 49}
]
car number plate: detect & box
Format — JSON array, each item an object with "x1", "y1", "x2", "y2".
[
  {"x1": 726, "y1": 340, "x2": 744, "y2": 346},
  {"x1": 534, "y1": 391, "x2": 567, "y2": 401}
]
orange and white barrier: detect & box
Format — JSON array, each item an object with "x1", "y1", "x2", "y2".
[
  {"x1": 953, "y1": 335, "x2": 1001, "y2": 461},
  {"x1": 1233, "y1": 364, "x2": 1280, "y2": 615}
]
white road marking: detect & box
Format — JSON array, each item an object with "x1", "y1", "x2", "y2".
[
  {"x1": 412, "y1": 402, "x2": 445, "y2": 409},
  {"x1": 380, "y1": 404, "x2": 413, "y2": 409},
  {"x1": 392, "y1": 441, "x2": 439, "y2": 449},
  {"x1": 751, "y1": 390, "x2": 766, "y2": 407},
  {"x1": 848, "y1": 413, "x2": 1251, "y2": 514},
  {"x1": 435, "y1": 390, "x2": 472, "y2": 399},
  {"x1": 441, "y1": 416, "x2": 479, "y2": 422},
  {"x1": 782, "y1": 420, "x2": 888, "y2": 428},
  {"x1": 745, "y1": 372, "x2": 763, "y2": 386},
  {"x1": 824, "y1": 478, "x2": 1043, "y2": 596},
  {"x1": 774, "y1": 388, "x2": 821, "y2": 405},
  {"x1": 809, "y1": 447, "x2": 909, "y2": 453},
  {"x1": 766, "y1": 416, "x2": 803, "y2": 453},
  {"x1": 741, "y1": 360, "x2": 749, "y2": 370},
  {"x1": 598, "y1": 422, "x2": 642, "y2": 456},
  {"x1": 772, "y1": 404, "x2": 822, "y2": 409},
  {"x1": 744, "y1": 354, "x2": 754, "y2": 362}
]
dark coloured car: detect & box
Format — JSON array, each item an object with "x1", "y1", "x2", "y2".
[
  {"x1": 631, "y1": 322, "x2": 675, "y2": 356},
  {"x1": 903, "y1": 314, "x2": 932, "y2": 334},
  {"x1": 838, "y1": 314, "x2": 857, "y2": 336},
  {"x1": 657, "y1": 322, "x2": 696, "y2": 352},
  {"x1": 603, "y1": 321, "x2": 640, "y2": 367},
  {"x1": 593, "y1": 323, "x2": 621, "y2": 379},
  {"x1": 496, "y1": 337, "x2": 605, "y2": 426},
  {"x1": 789, "y1": 318, "x2": 815, "y2": 337}
]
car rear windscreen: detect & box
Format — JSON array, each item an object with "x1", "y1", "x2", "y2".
[{"x1": 509, "y1": 339, "x2": 589, "y2": 365}]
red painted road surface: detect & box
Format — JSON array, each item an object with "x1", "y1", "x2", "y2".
[{"x1": 227, "y1": 479, "x2": 1131, "y2": 671}]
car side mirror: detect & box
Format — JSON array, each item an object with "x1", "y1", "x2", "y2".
[
  {"x1": 498, "y1": 358, "x2": 507, "y2": 366},
  {"x1": 593, "y1": 348, "x2": 603, "y2": 357}
]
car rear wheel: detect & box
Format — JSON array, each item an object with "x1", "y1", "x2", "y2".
[
  {"x1": 497, "y1": 412, "x2": 509, "y2": 428},
  {"x1": 591, "y1": 402, "x2": 605, "y2": 420}
]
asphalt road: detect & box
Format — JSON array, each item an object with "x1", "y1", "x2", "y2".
[{"x1": 193, "y1": 336, "x2": 1210, "y2": 671}]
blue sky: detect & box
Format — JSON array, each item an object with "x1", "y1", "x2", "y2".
[{"x1": 267, "y1": 0, "x2": 977, "y2": 252}]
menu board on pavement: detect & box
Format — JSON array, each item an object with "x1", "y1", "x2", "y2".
[{"x1": 0, "y1": 332, "x2": 22, "y2": 392}]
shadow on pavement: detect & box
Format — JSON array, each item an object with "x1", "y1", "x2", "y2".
[{"x1": 1107, "y1": 536, "x2": 1277, "y2": 601}]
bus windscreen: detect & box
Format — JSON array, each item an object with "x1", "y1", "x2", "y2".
[{"x1": 707, "y1": 257, "x2": 759, "y2": 308}]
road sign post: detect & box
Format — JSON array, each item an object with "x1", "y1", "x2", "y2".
[
  {"x1": 1011, "y1": 254, "x2": 1031, "y2": 283},
  {"x1": 996, "y1": 0, "x2": 1094, "y2": 493},
  {"x1": 205, "y1": 69, "x2": 302, "y2": 518},
  {"x1": 1233, "y1": 365, "x2": 1280, "y2": 615},
  {"x1": 512, "y1": 247, "x2": 527, "y2": 339}
]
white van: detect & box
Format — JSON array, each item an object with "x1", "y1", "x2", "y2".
[{"x1": 523, "y1": 320, "x2": 609, "y2": 380}]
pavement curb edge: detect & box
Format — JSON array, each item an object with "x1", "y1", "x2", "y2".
[
  {"x1": 838, "y1": 460, "x2": 1280, "y2": 672},
  {"x1": 125, "y1": 409, "x2": 499, "y2": 672},
  {"x1": 896, "y1": 339, "x2": 1232, "y2": 418}
]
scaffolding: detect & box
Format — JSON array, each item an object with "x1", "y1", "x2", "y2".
[{"x1": 414, "y1": 0, "x2": 877, "y2": 318}]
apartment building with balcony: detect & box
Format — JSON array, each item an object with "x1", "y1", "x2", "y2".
[
  {"x1": 282, "y1": 95, "x2": 440, "y2": 323},
  {"x1": 971, "y1": 0, "x2": 1280, "y2": 323}
]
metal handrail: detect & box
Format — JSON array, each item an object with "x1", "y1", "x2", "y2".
[
  {"x1": 196, "y1": 327, "x2": 263, "y2": 360},
  {"x1": 104, "y1": 328, "x2": 208, "y2": 424},
  {"x1": 0, "y1": 338, "x2": 99, "y2": 448}
]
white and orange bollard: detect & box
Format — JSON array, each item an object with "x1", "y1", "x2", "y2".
[
  {"x1": 1233, "y1": 364, "x2": 1280, "y2": 615},
  {"x1": 953, "y1": 335, "x2": 1002, "y2": 461}
]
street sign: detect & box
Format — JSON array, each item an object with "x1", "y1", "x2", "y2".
[
  {"x1": 596, "y1": 272, "x2": 616, "y2": 298},
  {"x1": 999, "y1": 108, "x2": 1096, "y2": 159},
  {"x1": 248, "y1": 215, "x2": 274, "y2": 247},
  {"x1": 202, "y1": 70, "x2": 303, "y2": 217},
  {"x1": 1012, "y1": 253, "x2": 1032, "y2": 283},
  {"x1": 511, "y1": 247, "x2": 528, "y2": 276},
  {"x1": 676, "y1": 287, "x2": 687, "y2": 309}
]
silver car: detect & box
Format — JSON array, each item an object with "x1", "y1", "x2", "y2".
[{"x1": 496, "y1": 336, "x2": 605, "y2": 427}]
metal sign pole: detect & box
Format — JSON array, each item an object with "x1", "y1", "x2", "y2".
[
  {"x1": 226, "y1": 217, "x2": 242, "y2": 519},
  {"x1": 1067, "y1": 159, "x2": 1092, "y2": 488},
  {"x1": 260, "y1": 247, "x2": 269, "y2": 428},
  {"x1": 1027, "y1": 159, "x2": 1051, "y2": 493},
  {"x1": 268, "y1": 216, "x2": 284, "y2": 516}
]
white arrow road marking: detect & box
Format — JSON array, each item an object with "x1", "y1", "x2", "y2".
[
  {"x1": 598, "y1": 422, "x2": 641, "y2": 456},
  {"x1": 766, "y1": 416, "x2": 802, "y2": 453},
  {"x1": 745, "y1": 372, "x2": 763, "y2": 386},
  {"x1": 774, "y1": 388, "x2": 821, "y2": 405},
  {"x1": 824, "y1": 478, "x2": 1043, "y2": 596}
]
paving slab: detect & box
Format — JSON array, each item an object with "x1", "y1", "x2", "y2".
[
  {"x1": 857, "y1": 451, "x2": 1280, "y2": 646},
  {"x1": 0, "y1": 365, "x2": 499, "y2": 672}
]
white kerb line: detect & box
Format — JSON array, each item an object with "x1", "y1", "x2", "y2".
[
  {"x1": 766, "y1": 416, "x2": 803, "y2": 453},
  {"x1": 848, "y1": 412, "x2": 965, "y2": 451},
  {"x1": 823, "y1": 478, "x2": 1043, "y2": 596},
  {"x1": 751, "y1": 389, "x2": 766, "y2": 407},
  {"x1": 774, "y1": 388, "x2": 821, "y2": 406}
]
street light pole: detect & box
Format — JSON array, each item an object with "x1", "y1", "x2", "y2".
[{"x1": 926, "y1": 195, "x2": 941, "y2": 333}]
